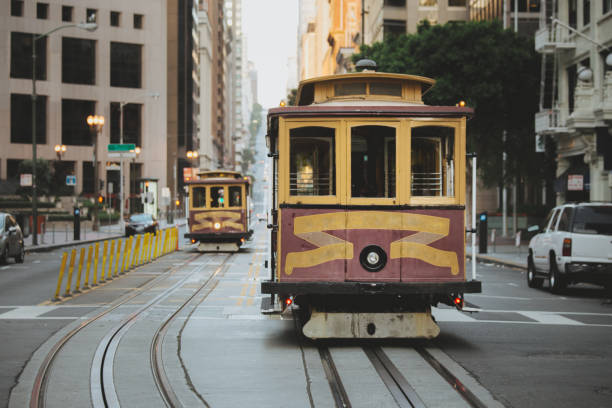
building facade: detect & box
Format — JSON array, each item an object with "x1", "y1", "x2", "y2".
[
  {"x1": 535, "y1": 0, "x2": 612, "y2": 203},
  {"x1": 2, "y1": 0, "x2": 167, "y2": 214},
  {"x1": 364, "y1": 0, "x2": 469, "y2": 44}
]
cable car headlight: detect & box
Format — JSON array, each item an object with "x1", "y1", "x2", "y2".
[
  {"x1": 214, "y1": 222, "x2": 221, "y2": 230},
  {"x1": 359, "y1": 245, "x2": 387, "y2": 272}
]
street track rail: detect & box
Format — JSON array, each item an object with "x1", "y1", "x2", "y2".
[
  {"x1": 317, "y1": 343, "x2": 488, "y2": 408},
  {"x1": 91, "y1": 253, "x2": 233, "y2": 408},
  {"x1": 29, "y1": 251, "x2": 201, "y2": 408},
  {"x1": 29, "y1": 250, "x2": 235, "y2": 408}
]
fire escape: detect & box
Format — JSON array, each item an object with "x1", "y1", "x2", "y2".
[{"x1": 534, "y1": 0, "x2": 573, "y2": 141}]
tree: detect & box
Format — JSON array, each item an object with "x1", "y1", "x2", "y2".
[
  {"x1": 353, "y1": 20, "x2": 553, "y2": 201},
  {"x1": 286, "y1": 88, "x2": 297, "y2": 106},
  {"x1": 16, "y1": 159, "x2": 52, "y2": 199}
]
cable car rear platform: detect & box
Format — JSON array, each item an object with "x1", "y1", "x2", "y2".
[
  {"x1": 184, "y1": 230, "x2": 254, "y2": 242},
  {"x1": 261, "y1": 280, "x2": 481, "y2": 296}
]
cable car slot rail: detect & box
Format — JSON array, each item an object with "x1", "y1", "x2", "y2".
[
  {"x1": 29, "y1": 249, "x2": 225, "y2": 408},
  {"x1": 317, "y1": 345, "x2": 489, "y2": 408}
]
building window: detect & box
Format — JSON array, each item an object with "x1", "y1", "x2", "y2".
[
  {"x1": 86, "y1": 8, "x2": 97, "y2": 23},
  {"x1": 569, "y1": 0, "x2": 577, "y2": 29},
  {"x1": 383, "y1": 19, "x2": 407, "y2": 38},
  {"x1": 419, "y1": 0, "x2": 437, "y2": 6},
  {"x1": 62, "y1": 5, "x2": 73, "y2": 22},
  {"x1": 133, "y1": 14, "x2": 144, "y2": 29},
  {"x1": 61, "y1": 99, "x2": 95, "y2": 146},
  {"x1": 605, "y1": 0, "x2": 612, "y2": 14},
  {"x1": 448, "y1": 0, "x2": 466, "y2": 6},
  {"x1": 82, "y1": 162, "x2": 94, "y2": 194},
  {"x1": 7, "y1": 160, "x2": 23, "y2": 180},
  {"x1": 11, "y1": 32, "x2": 47, "y2": 80},
  {"x1": 384, "y1": 0, "x2": 406, "y2": 6},
  {"x1": 110, "y1": 103, "x2": 142, "y2": 145},
  {"x1": 11, "y1": 0, "x2": 24, "y2": 16},
  {"x1": 62, "y1": 37, "x2": 96, "y2": 85},
  {"x1": 110, "y1": 42, "x2": 142, "y2": 88},
  {"x1": 52, "y1": 161, "x2": 76, "y2": 196},
  {"x1": 11, "y1": 94, "x2": 47, "y2": 144},
  {"x1": 37, "y1": 3, "x2": 49, "y2": 19},
  {"x1": 110, "y1": 11, "x2": 120, "y2": 27},
  {"x1": 583, "y1": 0, "x2": 590, "y2": 26}
]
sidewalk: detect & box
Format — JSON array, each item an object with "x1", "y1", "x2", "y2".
[
  {"x1": 467, "y1": 236, "x2": 528, "y2": 270},
  {"x1": 24, "y1": 218, "x2": 187, "y2": 253}
]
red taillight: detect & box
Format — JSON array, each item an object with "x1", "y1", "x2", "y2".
[
  {"x1": 453, "y1": 296, "x2": 463, "y2": 309},
  {"x1": 562, "y1": 238, "x2": 572, "y2": 257},
  {"x1": 285, "y1": 297, "x2": 293, "y2": 306}
]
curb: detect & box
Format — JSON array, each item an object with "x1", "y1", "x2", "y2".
[
  {"x1": 25, "y1": 235, "x2": 124, "y2": 253},
  {"x1": 467, "y1": 253, "x2": 527, "y2": 270}
]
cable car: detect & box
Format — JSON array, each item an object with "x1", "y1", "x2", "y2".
[{"x1": 261, "y1": 61, "x2": 481, "y2": 339}]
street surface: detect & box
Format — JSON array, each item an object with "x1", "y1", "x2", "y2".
[{"x1": 1, "y1": 117, "x2": 611, "y2": 408}]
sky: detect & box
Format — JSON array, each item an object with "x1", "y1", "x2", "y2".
[{"x1": 242, "y1": 0, "x2": 299, "y2": 109}]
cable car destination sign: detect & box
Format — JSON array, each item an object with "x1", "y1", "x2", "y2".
[{"x1": 108, "y1": 143, "x2": 136, "y2": 158}]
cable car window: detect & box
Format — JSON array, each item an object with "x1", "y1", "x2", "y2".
[
  {"x1": 192, "y1": 187, "x2": 206, "y2": 208},
  {"x1": 289, "y1": 127, "x2": 335, "y2": 196},
  {"x1": 229, "y1": 186, "x2": 242, "y2": 207},
  {"x1": 335, "y1": 82, "x2": 366, "y2": 96},
  {"x1": 369, "y1": 82, "x2": 402, "y2": 97},
  {"x1": 411, "y1": 126, "x2": 454, "y2": 197},
  {"x1": 351, "y1": 125, "x2": 396, "y2": 198},
  {"x1": 210, "y1": 186, "x2": 225, "y2": 208}
]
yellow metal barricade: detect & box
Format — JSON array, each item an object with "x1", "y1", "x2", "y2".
[
  {"x1": 93, "y1": 242, "x2": 100, "y2": 285},
  {"x1": 64, "y1": 249, "x2": 77, "y2": 297},
  {"x1": 75, "y1": 247, "x2": 86, "y2": 292},
  {"x1": 107, "y1": 240, "x2": 115, "y2": 280},
  {"x1": 84, "y1": 245, "x2": 93, "y2": 288},
  {"x1": 54, "y1": 252, "x2": 68, "y2": 300},
  {"x1": 113, "y1": 238, "x2": 121, "y2": 277},
  {"x1": 132, "y1": 235, "x2": 141, "y2": 268},
  {"x1": 100, "y1": 240, "x2": 108, "y2": 283}
]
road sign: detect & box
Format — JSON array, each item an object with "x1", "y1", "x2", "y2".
[
  {"x1": 66, "y1": 175, "x2": 77, "y2": 186},
  {"x1": 108, "y1": 152, "x2": 136, "y2": 158},
  {"x1": 20, "y1": 174, "x2": 32, "y2": 187},
  {"x1": 108, "y1": 143, "x2": 136, "y2": 152}
]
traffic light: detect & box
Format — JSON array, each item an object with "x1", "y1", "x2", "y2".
[{"x1": 97, "y1": 195, "x2": 104, "y2": 205}]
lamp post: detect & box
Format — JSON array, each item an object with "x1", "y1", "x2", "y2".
[
  {"x1": 130, "y1": 146, "x2": 141, "y2": 213},
  {"x1": 87, "y1": 114, "x2": 105, "y2": 231},
  {"x1": 54, "y1": 144, "x2": 66, "y2": 160},
  {"x1": 31, "y1": 22, "x2": 96, "y2": 245}
]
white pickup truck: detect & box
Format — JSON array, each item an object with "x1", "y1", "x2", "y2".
[{"x1": 527, "y1": 203, "x2": 612, "y2": 293}]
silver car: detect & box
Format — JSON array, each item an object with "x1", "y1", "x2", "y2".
[{"x1": 0, "y1": 213, "x2": 25, "y2": 264}]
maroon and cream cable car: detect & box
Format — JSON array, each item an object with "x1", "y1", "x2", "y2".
[
  {"x1": 185, "y1": 171, "x2": 253, "y2": 251},
  {"x1": 261, "y1": 62, "x2": 481, "y2": 339}
]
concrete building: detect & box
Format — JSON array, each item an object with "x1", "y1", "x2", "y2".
[
  {"x1": 298, "y1": 0, "x2": 362, "y2": 80},
  {"x1": 363, "y1": 0, "x2": 468, "y2": 44},
  {"x1": 197, "y1": 1, "x2": 214, "y2": 171},
  {"x1": 535, "y1": 0, "x2": 612, "y2": 203},
  {"x1": 1, "y1": 0, "x2": 167, "y2": 215}
]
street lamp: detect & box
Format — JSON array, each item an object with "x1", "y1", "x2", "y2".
[
  {"x1": 87, "y1": 114, "x2": 104, "y2": 231},
  {"x1": 31, "y1": 21, "x2": 97, "y2": 245},
  {"x1": 186, "y1": 150, "x2": 199, "y2": 160},
  {"x1": 130, "y1": 146, "x2": 141, "y2": 213},
  {"x1": 54, "y1": 144, "x2": 66, "y2": 160}
]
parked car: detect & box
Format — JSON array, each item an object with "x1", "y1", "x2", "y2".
[
  {"x1": 527, "y1": 203, "x2": 612, "y2": 293},
  {"x1": 0, "y1": 212, "x2": 25, "y2": 264},
  {"x1": 125, "y1": 213, "x2": 159, "y2": 237}
]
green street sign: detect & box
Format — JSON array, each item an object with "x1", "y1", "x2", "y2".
[{"x1": 108, "y1": 143, "x2": 136, "y2": 152}]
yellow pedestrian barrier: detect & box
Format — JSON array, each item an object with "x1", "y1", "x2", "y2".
[
  {"x1": 148, "y1": 233, "x2": 153, "y2": 262},
  {"x1": 54, "y1": 252, "x2": 69, "y2": 300},
  {"x1": 113, "y1": 238, "x2": 121, "y2": 277},
  {"x1": 121, "y1": 238, "x2": 129, "y2": 274},
  {"x1": 64, "y1": 249, "x2": 77, "y2": 297},
  {"x1": 126, "y1": 236, "x2": 133, "y2": 270},
  {"x1": 84, "y1": 245, "x2": 93, "y2": 288},
  {"x1": 132, "y1": 235, "x2": 141, "y2": 268},
  {"x1": 93, "y1": 242, "x2": 100, "y2": 285},
  {"x1": 155, "y1": 231, "x2": 160, "y2": 258},
  {"x1": 107, "y1": 240, "x2": 115, "y2": 280},
  {"x1": 140, "y1": 234, "x2": 148, "y2": 265},
  {"x1": 100, "y1": 240, "x2": 108, "y2": 283},
  {"x1": 75, "y1": 247, "x2": 86, "y2": 292}
]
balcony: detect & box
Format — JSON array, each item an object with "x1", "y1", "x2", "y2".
[
  {"x1": 535, "y1": 109, "x2": 567, "y2": 135},
  {"x1": 535, "y1": 25, "x2": 576, "y2": 53}
]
